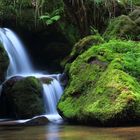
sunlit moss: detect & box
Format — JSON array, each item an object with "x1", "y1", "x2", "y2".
[{"x1": 58, "y1": 40, "x2": 140, "y2": 126}]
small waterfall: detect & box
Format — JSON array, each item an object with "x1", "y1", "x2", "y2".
[
  {"x1": 43, "y1": 79, "x2": 63, "y2": 114},
  {"x1": 0, "y1": 28, "x2": 33, "y2": 78},
  {"x1": 0, "y1": 28, "x2": 63, "y2": 122}
]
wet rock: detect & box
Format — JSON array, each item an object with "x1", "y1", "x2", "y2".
[
  {"x1": 59, "y1": 73, "x2": 68, "y2": 86},
  {"x1": 2, "y1": 76, "x2": 23, "y2": 94},
  {"x1": 0, "y1": 116, "x2": 49, "y2": 126},
  {"x1": 0, "y1": 76, "x2": 45, "y2": 119},
  {"x1": 0, "y1": 43, "x2": 9, "y2": 83},
  {"x1": 39, "y1": 77, "x2": 53, "y2": 84},
  {"x1": 25, "y1": 116, "x2": 49, "y2": 126}
]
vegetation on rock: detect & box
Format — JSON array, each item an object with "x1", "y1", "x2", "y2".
[
  {"x1": 61, "y1": 34, "x2": 105, "y2": 68},
  {"x1": 0, "y1": 76, "x2": 45, "y2": 119},
  {"x1": 58, "y1": 40, "x2": 140, "y2": 126},
  {"x1": 104, "y1": 9, "x2": 140, "y2": 40}
]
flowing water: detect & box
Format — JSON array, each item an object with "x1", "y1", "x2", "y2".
[
  {"x1": 0, "y1": 28, "x2": 33, "y2": 77},
  {"x1": 0, "y1": 28, "x2": 63, "y2": 121}
]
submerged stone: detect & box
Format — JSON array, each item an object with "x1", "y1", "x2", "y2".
[{"x1": 58, "y1": 40, "x2": 140, "y2": 126}]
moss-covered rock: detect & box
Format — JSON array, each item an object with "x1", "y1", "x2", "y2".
[
  {"x1": 104, "y1": 9, "x2": 140, "y2": 41},
  {"x1": 0, "y1": 43, "x2": 9, "y2": 83},
  {"x1": 61, "y1": 35, "x2": 104, "y2": 68},
  {"x1": 1, "y1": 76, "x2": 44, "y2": 119},
  {"x1": 58, "y1": 40, "x2": 140, "y2": 126}
]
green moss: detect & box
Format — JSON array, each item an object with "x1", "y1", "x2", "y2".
[
  {"x1": 129, "y1": 9, "x2": 140, "y2": 21},
  {"x1": 6, "y1": 76, "x2": 44, "y2": 119},
  {"x1": 61, "y1": 35, "x2": 104, "y2": 68},
  {"x1": 58, "y1": 40, "x2": 140, "y2": 125},
  {"x1": 118, "y1": 0, "x2": 140, "y2": 6},
  {"x1": 0, "y1": 43, "x2": 9, "y2": 83},
  {"x1": 104, "y1": 10, "x2": 140, "y2": 41}
]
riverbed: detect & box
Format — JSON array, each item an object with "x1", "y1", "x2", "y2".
[{"x1": 0, "y1": 123, "x2": 140, "y2": 140}]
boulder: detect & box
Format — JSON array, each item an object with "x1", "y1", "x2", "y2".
[
  {"x1": 0, "y1": 76, "x2": 23, "y2": 116},
  {"x1": 61, "y1": 35, "x2": 104, "y2": 69},
  {"x1": 25, "y1": 116, "x2": 49, "y2": 126},
  {"x1": 104, "y1": 9, "x2": 140, "y2": 41},
  {"x1": 0, "y1": 116, "x2": 49, "y2": 126},
  {"x1": 0, "y1": 76, "x2": 45, "y2": 119},
  {"x1": 58, "y1": 40, "x2": 140, "y2": 126},
  {"x1": 0, "y1": 43, "x2": 9, "y2": 83}
]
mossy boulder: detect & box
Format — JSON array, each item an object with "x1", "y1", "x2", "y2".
[
  {"x1": 0, "y1": 76, "x2": 44, "y2": 119},
  {"x1": 61, "y1": 35, "x2": 104, "y2": 68},
  {"x1": 58, "y1": 40, "x2": 140, "y2": 126},
  {"x1": 104, "y1": 9, "x2": 140, "y2": 41},
  {"x1": 0, "y1": 43, "x2": 9, "y2": 83}
]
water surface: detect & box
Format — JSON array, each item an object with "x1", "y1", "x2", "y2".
[{"x1": 0, "y1": 123, "x2": 140, "y2": 140}]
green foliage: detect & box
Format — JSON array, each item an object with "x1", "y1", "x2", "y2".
[
  {"x1": 118, "y1": 0, "x2": 140, "y2": 6},
  {"x1": 40, "y1": 9, "x2": 62, "y2": 25},
  {"x1": 58, "y1": 40, "x2": 140, "y2": 125}
]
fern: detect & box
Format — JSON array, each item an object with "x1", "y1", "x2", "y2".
[{"x1": 40, "y1": 9, "x2": 61, "y2": 25}]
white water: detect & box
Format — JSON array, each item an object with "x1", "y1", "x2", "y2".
[
  {"x1": 0, "y1": 28, "x2": 63, "y2": 122},
  {"x1": 0, "y1": 28, "x2": 33, "y2": 78}
]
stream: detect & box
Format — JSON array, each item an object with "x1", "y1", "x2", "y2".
[{"x1": 0, "y1": 124, "x2": 140, "y2": 140}]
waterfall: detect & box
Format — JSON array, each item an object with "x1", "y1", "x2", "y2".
[
  {"x1": 0, "y1": 28, "x2": 63, "y2": 122},
  {"x1": 0, "y1": 28, "x2": 33, "y2": 78}
]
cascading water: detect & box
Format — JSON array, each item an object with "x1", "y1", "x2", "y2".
[
  {"x1": 0, "y1": 28, "x2": 33, "y2": 78},
  {"x1": 0, "y1": 28, "x2": 63, "y2": 122}
]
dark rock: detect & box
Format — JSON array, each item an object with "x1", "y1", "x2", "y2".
[
  {"x1": 0, "y1": 116, "x2": 49, "y2": 126},
  {"x1": 25, "y1": 116, "x2": 49, "y2": 126},
  {"x1": 0, "y1": 43, "x2": 9, "y2": 83},
  {"x1": 59, "y1": 73, "x2": 68, "y2": 86},
  {"x1": 2, "y1": 76, "x2": 23, "y2": 94},
  {"x1": 0, "y1": 76, "x2": 45, "y2": 119},
  {"x1": 0, "y1": 76, "x2": 23, "y2": 117},
  {"x1": 39, "y1": 77, "x2": 53, "y2": 84}
]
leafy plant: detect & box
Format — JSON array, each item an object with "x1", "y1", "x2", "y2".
[{"x1": 40, "y1": 9, "x2": 62, "y2": 25}]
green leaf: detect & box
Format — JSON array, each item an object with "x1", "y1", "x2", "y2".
[
  {"x1": 40, "y1": 15, "x2": 50, "y2": 20},
  {"x1": 51, "y1": 15, "x2": 60, "y2": 21},
  {"x1": 46, "y1": 19, "x2": 53, "y2": 25}
]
